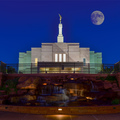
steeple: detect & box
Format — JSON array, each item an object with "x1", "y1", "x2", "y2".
[{"x1": 57, "y1": 14, "x2": 64, "y2": 43}]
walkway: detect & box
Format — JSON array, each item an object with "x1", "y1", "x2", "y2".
[{"x1": 0, "y1": 111, "x2": 120, "y2": 120}]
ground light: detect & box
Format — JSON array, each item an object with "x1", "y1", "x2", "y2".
[{"x1": 58, "y1": 108, "x2": 62, "y2": 111}]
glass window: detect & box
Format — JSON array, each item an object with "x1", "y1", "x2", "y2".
[
  {"x1": 35, "y1": 58, "x2": 38, "y2": 66},
  {"x1": 63, "y1": 54, "x2": 66, "y2": 62},
  {"x1": 59, "y1": 54, "x2": 62, "y2": 62},
  {"x1": 55, "y1": 54, "x2": 58, "y2": 62},
  {"x1": 83, "y1": 58, "x2": 86, "y2": 66}
]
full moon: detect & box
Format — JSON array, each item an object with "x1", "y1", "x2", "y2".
[{"x1": 91, "y1": 10, "x2": 105, "y2": 25}]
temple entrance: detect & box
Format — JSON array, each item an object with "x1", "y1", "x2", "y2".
[{"x1": 39, "y1": 67, "x2": 81, "y2": 73}]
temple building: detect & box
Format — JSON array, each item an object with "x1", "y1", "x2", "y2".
[{"x1": 19, "y1": 15, "x2": 102, "y2": 74}]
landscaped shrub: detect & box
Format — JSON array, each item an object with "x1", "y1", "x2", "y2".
[
  {"x1": 2, "y1": 77, "x2": 19, "y2": 95},
  {"x1": 105, "y1": 75, "x2": 117, "y2": 82},
  {"x1": 105, "y1": 75, "x2": 119, "y2": 87},
  {"x1": 0, "y1": 86, "x2": 3, "y2": 90},
  {"x1": 111, "y1": 99, "x2": 120, "y2": 105},
  {"x1": 99, "y1": 77, "x2": 105, "y2": 81}
]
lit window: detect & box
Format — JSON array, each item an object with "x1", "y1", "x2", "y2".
[
  {"x1": 55, "y1": 54, "x2": 58, "y2": 62},
  {"x1": 63, "y1": 54, "x2": 66, "y2": 62},
  {"x1": 35, "y1": 58, "x2": 38, "y2": 66},
  {"x1": 59, "y1": 54, "x2": 62, "y2": 62}
]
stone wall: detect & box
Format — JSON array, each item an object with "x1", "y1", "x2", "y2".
[
  {"x1": 31, "y1": 48, "x2": 41, "y2": 63},
  {"x1": 31, "y1": 43, "x2": 90, "y2": 63},
  {"x1": 0, "y1": 73, "x2": 120, "y2": 88}
]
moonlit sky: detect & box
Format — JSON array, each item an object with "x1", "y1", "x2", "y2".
[{"x1": 0, "y1": 0, "x2": 120, "y2": 64}]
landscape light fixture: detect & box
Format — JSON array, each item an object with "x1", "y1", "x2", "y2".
[{"x1": 58, "y1": 108, "x2": 62, "y2": 111}]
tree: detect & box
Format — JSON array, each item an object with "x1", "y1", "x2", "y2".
[{"x1": 7, "y1": 66, "x2": 17, "y2": 74}]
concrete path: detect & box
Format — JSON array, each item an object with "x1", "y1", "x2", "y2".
[{"x1": 0, "y1": 111, "x2": 120, "y2": 120}]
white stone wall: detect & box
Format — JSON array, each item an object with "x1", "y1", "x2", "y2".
[
  {"x1": 68, "y1": 44, "x2": 80, "y2": 62},
  {"x1": 31, "y1": 48, "x2": 41, "y2": 63},
  {"x1": 31, "y1": 43, "x2": 90, "y2": 63},
  {"x1": 53, "y1": 43, "x2": 67, "y2": 61},
  {"x1": 79, "y1": 48, "x2": 90, "y2": 63},
  {"x1": 41, "y1": 44, "x2": 53, "y2": 62}
]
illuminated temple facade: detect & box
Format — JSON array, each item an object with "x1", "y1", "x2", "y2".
[{"x1": 19, "y1": 16, "x2": 102, "y2": 74}]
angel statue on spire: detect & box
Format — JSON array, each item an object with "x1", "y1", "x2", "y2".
[{"x1": 59, "y1": 14, "x2": 62, "y2": 23}]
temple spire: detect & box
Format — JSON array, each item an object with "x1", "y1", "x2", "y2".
[{"x1": 57, "y1": 14, "x2": 64, "y2": 43}]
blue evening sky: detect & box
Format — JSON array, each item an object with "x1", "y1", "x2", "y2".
[{"x1": 0, "y1": 0, "x2": 120, "y2": 64}]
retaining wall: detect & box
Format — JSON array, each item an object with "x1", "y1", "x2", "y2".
[{"x1": 0, "y1": 72, "x2": 120, "y2": 87}]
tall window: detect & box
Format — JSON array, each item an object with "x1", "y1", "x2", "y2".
[
  {"x1": 55, "y1": 54, "x2": 58, "y2": 62},
  {"x1": 63, "y1": 54, "x2": 66, "y2": 62},
  {"x1": 59, "y1": 54, "x2": 62, "y2": 62},
  {"x1": 35, "y1": 58, "x2": 38, "y2": 66},
  {"x1": 55, "y1": 54, "x2": 66, "y2": 62},
  {"x1": 83, "y1": 58, "x2": 86, "y2": 66}
]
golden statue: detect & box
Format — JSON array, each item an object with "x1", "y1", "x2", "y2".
[{"x1": 59, "y1": 14, "x2": 62, "y2": 23}]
